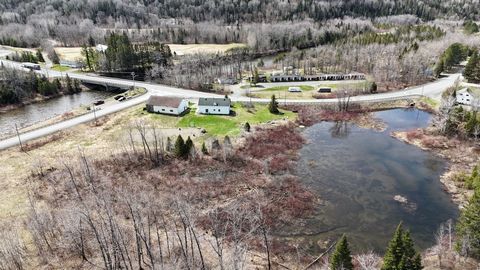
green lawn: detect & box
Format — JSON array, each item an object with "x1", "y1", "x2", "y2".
[
  {"x1": 51, "y1": 64, "x2": 71, "y2": 72},
  {"x1": 262, "y1": 85, "x2": 315, "y2": 92},
  {"x1": 177, "y1": 103, "x2": 296, "y2": 136}
]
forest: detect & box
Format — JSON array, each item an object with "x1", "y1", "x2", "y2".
[{"x1": 1, "y1": 0, "x2": 480, "y2": 47}]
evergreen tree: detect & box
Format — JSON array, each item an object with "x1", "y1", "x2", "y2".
[
  {"x1": 73, "y1": 79, "x2": 81, "y2": 93},
  {"x1": 244, "y1": 122, "x2": 251, "y2": 132},
  {"x1": 174, "y1": 135, "x2": 186, "y2": 158},
  {"x1": 88, "y1": 35, "x2": 96, "y2": 47},
  {"x1": 35, "y1": 49, "x2": 45, "y2": 62},
  {"x1": 268, "y1": 95, "x2": 279, "y2": 114},
  {"x1": 49, "y1": 49, "x2": 60, "y2": 65},
  {"x1": 370, "y1": 81, "x2": 378, "y2": 93},
  {"x1": 456, "y1": 188, "x2": 480, "y2": 259},
  {"x1": 201, "y1": 142, "x2": 208, "y2": 155},
  {"x1": 65, "y1": 74, "x2": 74, "y2": 94},
  {"x1": 382, "y1": 223, "x2": 422, "y2": 270},
  {"x1": 185, "y1": 136, "x2": 193, "y2": 157},
  {"x1": 464, "y1": 51, "x2": 480, "y2": 83},
  {"x1": 330, "y1": 235, "x2": 353, "y2": 270},
  {"x1": 251, "y1": 67, "x2": 259, "y2": 86},
  {"x1": 434, "y1": 58, "x2": 444, "y2": 77}
]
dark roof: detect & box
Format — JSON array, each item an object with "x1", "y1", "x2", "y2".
[
  {"x1": 198, "y1": 98, "x2": 231, "y2": 107},
  {"x1": 147, "y1": 96, "x2": 184, "y2": 108}
]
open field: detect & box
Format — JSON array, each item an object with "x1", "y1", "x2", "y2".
[
  {"x1": 54, "y1": 47, "x2": 83, "y2": 61},
  {"x1": 136, "y1": 102, "x2": 296, "y2": 136},
  {"x1": 50, "y1": 64, "x2": 71, "y2": 71},
  {"x1": 53, "y1": 43, "x2": 247, "y2": 62},
  {"x1": 168, "y1": 43, "x2": 247, "y2": 55},
  {"x1": 247, "y1": 82, "x2": 368, "y2": 99}
]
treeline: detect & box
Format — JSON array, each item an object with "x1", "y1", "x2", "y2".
[
  {"x1": 6, "y1": 49, "x2": 44, "y2": 63},
  {"x1": 1, "y1": 0, "x2": 480, "y2": 48},
  {"x1": 0, "y1": 66, "x2": 81, "y2": 106},
  {"x1": 352, "y1": 25, "x2": 445, "y2": 45},
  {"x1": 435, "y1": 43, "x2": 473, "y2": 76},
  {"x1": 81, "y1": 33, "x2": 173, "y2": 79},
  {"x1": 1, "y1": 0, "x2": 478, "y2": 26}
]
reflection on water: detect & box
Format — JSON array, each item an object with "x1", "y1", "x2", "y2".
[
  {"x1": 292, "y1": 109, "x2": 458, "y2": 253},
  {"x1": 0, "y1": 91, "x2": 113, "y2": 137}
]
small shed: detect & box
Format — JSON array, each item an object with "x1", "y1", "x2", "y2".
[
  {"x1": 146, "y1": 96, "x2": 188, "y2": 116},
  {"x1": 198, "y1": 98, "x2": 231, "y2": 115}
]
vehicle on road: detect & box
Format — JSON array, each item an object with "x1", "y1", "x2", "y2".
[{"x1": 21, "y1": 62, "x2": 41, "y2": 70}]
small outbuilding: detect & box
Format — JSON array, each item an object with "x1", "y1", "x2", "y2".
[
  {"x1": 198, "y1": 97, "x2": 231, "y2": 115},
  {"x1": 146, "y1": 96, "x2": 189, "y2": 116}
]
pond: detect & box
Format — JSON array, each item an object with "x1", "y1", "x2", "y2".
[
  {"x1": 0, "y1": 91, "x2": 113, "y2": 138},
  {"x1": 290, "y1": 108, "x2": 458, "y2": 253}
]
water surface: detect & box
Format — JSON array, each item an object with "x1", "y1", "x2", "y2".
[
  {"x1": 0, "y1": 91, "x2": 113, "y2": 137},
  {"x1": 292, "y1": 109, "x2": 458, "y2": 253}
]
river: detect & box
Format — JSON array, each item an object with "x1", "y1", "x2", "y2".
[
  {"x1": 289, "y1": 108, "x2": 458, "y2": 253},
  {"x1": 0, "y1": 91, "x2": 113, "y2": 138}
]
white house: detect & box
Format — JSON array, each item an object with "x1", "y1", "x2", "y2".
[
  {"x1": 198, "y1": 98, "x2": 231, "y2": 115},
  {"x1": 146, "y1": 96, "x2": 188, "y2": 116},
  {"x1": 96, "y1": 44, "x2": 108, "y2": 53},
  {"x1": 457, "y1": 88, "x2": 478, "y2": 106}
]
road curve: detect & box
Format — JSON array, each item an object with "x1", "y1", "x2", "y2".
[{"x1": 0, "y1": 59, "x2": 460, "y2": 150}]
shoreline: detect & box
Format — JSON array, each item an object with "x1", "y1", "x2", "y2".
[{"x1": 391, "y1": 129, "x2": 478, "y2": 208}]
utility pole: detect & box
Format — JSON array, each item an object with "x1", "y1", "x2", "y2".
[
  {"x1": 92, "y1": 103, "x2": 97, "y2": 125},
  {"x1": 15, "y1": 123, "x2": 23, "y2": 151}
]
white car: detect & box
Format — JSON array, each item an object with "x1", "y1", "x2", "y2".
[{"x1": 288, "y1": 87, "x2": 302, "y2": 92}]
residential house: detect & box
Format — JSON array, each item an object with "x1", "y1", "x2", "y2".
[
  {"x1": 198, "y1": 97, "x2": 231, "y2": 115},
  {"x1": 457, "y1": 88, "x2": 479, "y2": 107},
  {"x1": 146, "y1": 96, "x2": 189, "y2": 116}
]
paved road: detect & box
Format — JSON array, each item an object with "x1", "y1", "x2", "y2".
[{"x1": 0, "y1": 59, "x2": 461, "y2": 150}]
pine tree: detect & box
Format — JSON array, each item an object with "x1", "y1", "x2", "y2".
[
  {"x1": 201, "y1": 142, "x2": 208, "y2": 155},
  {"x1": 434, "y1": 58, "x2": 444, "y2": 77},
  {"x1": 456, "y1": 189, "x2": 480, "y2": 259},
  {"x1": 330, "y1": 235, "x2": 353, "y2": 270},
  {"x1": 370, "y1": 81, "x2": 378, "y2": 93},
  {"x1": 36, "y1": 49, "x2": 45, "y2": 62},
  {"x1": 65, "y1": 74, "x2": 74, "y2": 94},
  {"x1": 185, "y1": 136, "x2": 193, "y2": 157},
  {"x1": 244, "y1": 122, "x2": 251, "y2": 132},
  {"x1": 382, "y1": 223, "x2": 422, "y2": 270},
  {"x1": 464, "y1": 51, "x2": 480, "y2": 83},
  {"x1": 174, "y1": 135, "x2": 186, "y2": 158},
  {"x1": 268, "y1": 95, "x2": 279, "y2": 114}
]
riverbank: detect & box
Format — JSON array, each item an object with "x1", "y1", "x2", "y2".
[
  {"x1": 0, "y1": 87, "x2": 146, "y2": 140},
  {"x1": 392, "y1": 128, "x2": 479, "y2": 207}
]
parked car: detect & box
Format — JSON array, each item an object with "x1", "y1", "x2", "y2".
[
  {"x1": 288, "y1": 87, "x2": 302, "y2": 92},
  {"x1": 93, "y1": 100, "x2": 105, "y2": 106}
]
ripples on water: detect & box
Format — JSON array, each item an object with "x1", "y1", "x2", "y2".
[{"x1": 291, "y1": 108, "x2": 458, "y2": 253}]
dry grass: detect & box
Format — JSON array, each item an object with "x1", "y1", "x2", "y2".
[
  {"x1": 168, "y1": 43, "x2": 246, "y2": 56},
  {"x1": 54, "y1": 47, "x2": 83, "y2": 61}
]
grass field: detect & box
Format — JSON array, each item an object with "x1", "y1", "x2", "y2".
[
  {"x1": 133, "y1": 102, "x2": 295, "y2": 136},
  {"x1": 50, "y1": 64, "x2": 71, "y2": 72},
  {"x1": 55, "y1": 47, "x2": 83, "y2": 61},
  {"x1": 168, "y1": 43, "x2": 246, "y2": 56},
  {"x1": 249, "y1": 82, "x2": 368, "y2": 99}
]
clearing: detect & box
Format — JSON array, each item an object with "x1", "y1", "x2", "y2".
[{"x1": 167, "y1": 43, "x2": 247, "y2": 55}]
